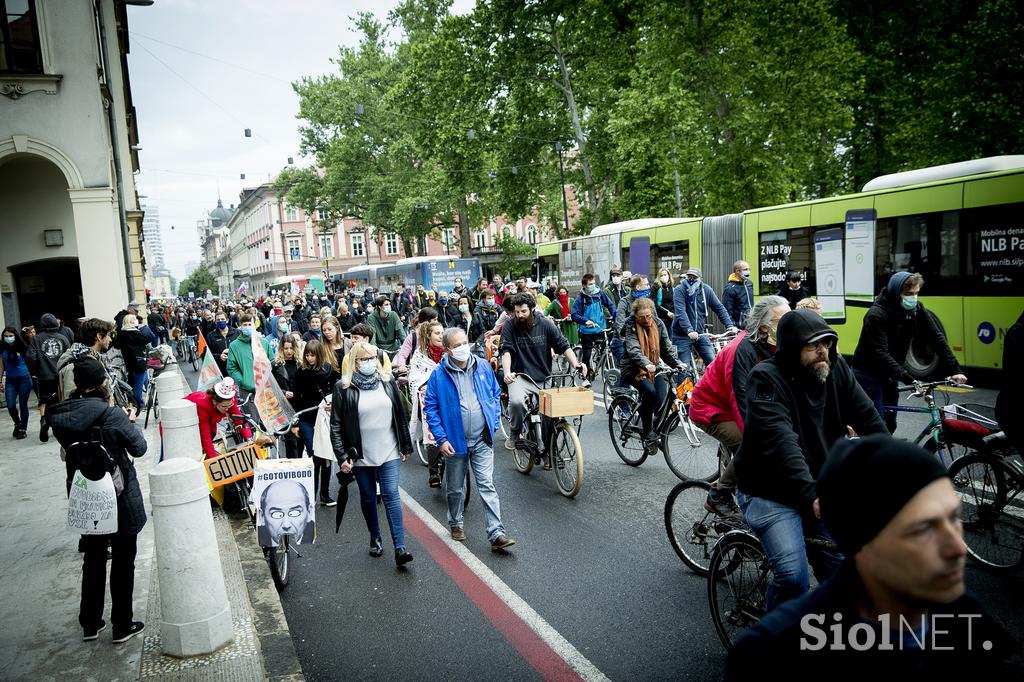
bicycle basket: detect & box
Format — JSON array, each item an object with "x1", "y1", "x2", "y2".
[{"x1": 539, "y1": 387, "x2": 594, "y2": 417}]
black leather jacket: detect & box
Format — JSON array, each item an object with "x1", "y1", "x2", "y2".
[{"x1": 329, "y1": 378, "x2": 412, "y2": 463}]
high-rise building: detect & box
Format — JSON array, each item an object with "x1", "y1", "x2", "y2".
[{"x1": 142, "y1": 204, "x2": 166, "y2": 272}]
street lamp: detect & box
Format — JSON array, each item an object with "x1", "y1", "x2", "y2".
[{"x1": 555, "y1": 141, "x2": 571, "y2": 234}]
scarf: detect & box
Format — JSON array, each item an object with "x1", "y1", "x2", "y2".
[
  {"x1": 637, "y1": 319, "x2": 661, "y2": 380},
  {"x1": 557, "y1": 293, "x2": 570, "y2": 318},
  {"x1": 427, "y1": 344, "x2": 445, "y2": 364},
  {"x1": 351, "y1": 368, "x2": 381, "y2": 391}
]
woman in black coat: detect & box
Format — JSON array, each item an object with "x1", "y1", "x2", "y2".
[
  {"x1": 272, "y1": 333, "x2": 302, "y2": 458},
  {"x1": 329, "y1": 340, "x2": 414, "y2": 567},
  {"x1": 48, "y1": 356, "x2": 148, "y2": 643},
  {"x1": 291, "y1": 339, "x2": 340, "y2": 505}
]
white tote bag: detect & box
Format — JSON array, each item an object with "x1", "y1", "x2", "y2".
[
  {"x1": 312, "y1": 395, "x2": 336, "y2": 462},
  {"x1": 67, "y1": 470, "x2": 119, "y2": 535}
]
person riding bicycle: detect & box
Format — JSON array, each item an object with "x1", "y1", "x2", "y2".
[
  {"x1": 619, "y1": 298, "x2": 686, "y2": 443},
  {"x1": 732, "y1": 309, "x2": 887, "y2": 612},
  {"x1": 689, "y1": 296, "x2": 790, "y2": 515},
  {"x1": 184, "y1": 377, "x2": 256, "y2": 459},
  {"x1": 500, "y1": 293, "x2": 586, "y2": 456},
  {"x1": 852, "y1": 271, "x2": 966, "y2": 433},
  {"x1": 726, "y1": 436, "x2": 1016, "y2": 678},
  {"x1": 571, "y1": 273, "x2": 616, "y2": 376},
  {"x1": 671, "y1": 268, "x2": 737, "y2": 368}
]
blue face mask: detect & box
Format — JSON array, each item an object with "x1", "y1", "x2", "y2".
[
  {"x1": 240, "y1": 327, "x2": 253, "y2": 338},
  {"x1": 439, "y1": 297, "x2": 448, "y2": 305},
  {"x1": 2, "y1": 336, "x2": 14, "y2": 344},
  {"x1": 216, "y1": 320, "x2": 228, "y2": 330},
  {"x1": 687, "y1": 279, "x2": 701, "y2": 295},
  {"x1": 633, "y1": 287, "x2": 650, "y2": 299},
  {"x1": 901, "y1": 294, "x2": 918, "y2": 310},
  {"x1": 586, "y1": 284, "x2": 599, "y2": 294}
]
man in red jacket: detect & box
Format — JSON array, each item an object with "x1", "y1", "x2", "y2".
[{"x1": 689, "y1": 295, "x2": 790, "y2": 515}]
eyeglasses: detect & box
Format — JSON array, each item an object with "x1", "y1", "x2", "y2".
[
  {"x1": 804, "y1": 338, "x2": 835, "y2": 352},
  {"x1": 268, "y1": 508, "x2": 306, "y2": 520}
]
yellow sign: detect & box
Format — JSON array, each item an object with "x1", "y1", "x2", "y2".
[{"x1": 204, "y1": 444, "x2": 265, "y2": 488}]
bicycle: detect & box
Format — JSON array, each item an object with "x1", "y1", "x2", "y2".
[
  {"x1": 688, "y1": 330, "x2": 739, "y2": 383},
  {"x1": 186, "y1": 334, "x2": 200, "y2": 372},
  {"x1": 509, "y1": 369, "x2": 589, "y2": 498},
  {"x1": 664, "y1": 478, "x2": 744, "y2": 574},
  {"x1": 142, "y1": 348, "x2": 176, "y2": 428},
  {"x1": 555, "y1": 328, "x2": 618, "y2": 411},
  {"x1": 706, "y1": 523, "x2": 838, "y2": 650},
  {"x1": 885, "y1": 378, "x2": 991, "y2": 466},
  {"x1": 947, "y1": 431, "x2": 1024, "y2": 572},
  {"x1": 607, "y1": 365, "x2": 714, "y2": 481}
]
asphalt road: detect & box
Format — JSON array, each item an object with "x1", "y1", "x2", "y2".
[{"x1": 180, "y1": 359, "x2": 1022, "y2": 680}]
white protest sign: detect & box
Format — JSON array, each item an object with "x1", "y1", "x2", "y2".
[
  {"x1": 67, "y1": 470, "x2": 118, "y2": 535},
  {"x1": 252, "y1": 458, "x2": 315, "y2": 548}
]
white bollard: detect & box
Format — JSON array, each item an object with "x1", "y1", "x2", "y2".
[
  {"x1": 155, "y1": 373, "x2": 184, "y2": 417},
  {"x1": 149, "y1": 458, "x2": 234, "y2": 657},
  {"x1": 161, "y1": 399, "x2": 204, "y2": 462}
]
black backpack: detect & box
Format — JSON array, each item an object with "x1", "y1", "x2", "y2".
[{"x1": 66, "y1": 425, "x2": 124, "y2": 496}]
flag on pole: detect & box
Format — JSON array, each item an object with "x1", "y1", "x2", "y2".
[{"x1": 196, "y1": 330, "x2": 223, "y2": 391}]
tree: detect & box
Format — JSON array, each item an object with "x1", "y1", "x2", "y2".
[
  {"x1": 178, "y1": 265, "x2": 216, "y2": 298},
  {"x1": 493, "y1": 228, "x2": 536, "y2": 280}
]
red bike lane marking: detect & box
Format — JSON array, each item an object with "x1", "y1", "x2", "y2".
[{"x1": 403, "y1": 505, "x2": 586, "y2": 682}]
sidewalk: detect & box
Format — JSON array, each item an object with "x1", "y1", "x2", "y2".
[{"x1": 0, "y1": 393, "x2": 301, "y2": 681}]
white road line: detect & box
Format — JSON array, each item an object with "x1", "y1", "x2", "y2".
[{"x1": 400, "y1": 487, "x2": 611, "y2": 682}]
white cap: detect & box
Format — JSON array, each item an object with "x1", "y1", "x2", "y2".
[{"x1": 214, "y1": 377, "x2": 236, "y2": 400}]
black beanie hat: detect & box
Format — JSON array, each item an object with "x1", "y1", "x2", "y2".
[
  {"x1": 73, "y1": 356, "x2": 107, "y2": 390},
  {"x1": 817, "y1": 435, "x2": 948, "y2": 553}
]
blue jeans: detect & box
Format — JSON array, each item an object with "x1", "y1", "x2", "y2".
[
  {"x1": 672, "y1": 334, "x2": 715, "y2": 368},
  {"x1": 444, "y1": 437, "x2": 506, "y2": 542},
  {"x1": 736, "y1": 491, "x2": 844, "y2": 612},
  {"x1": 5, "y1": 375, "x2": 32, "y2": 429},
  {"x1": 353, "y1": 458, "x2": 405, "y2": 551},
  {"x1": 131, "y1": 369, "x2": 147, "y2": 407},
  {"x1": 610, "y1": 337, "x2": 624, "y2": 364},
  {"x1": 854, "y1": 369, "x2": 899, "y2": 434}
]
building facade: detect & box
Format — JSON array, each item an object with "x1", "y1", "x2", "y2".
[{"x1": 0, "y1": 0, "x2": 146, "y2": 329}]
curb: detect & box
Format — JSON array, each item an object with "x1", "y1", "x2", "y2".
[{"x1": 230, "y1": 514, "x2": 305, "y2": 682}]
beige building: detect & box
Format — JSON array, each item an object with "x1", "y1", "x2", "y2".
[{"x1": 0, "y1": 0, "x2": 147, "y2": 330}]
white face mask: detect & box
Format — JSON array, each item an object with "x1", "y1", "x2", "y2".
[
  {"x1": 450, "y1": 344, "x2": 472, "y2": 363},
  {"x1": 741, "y1": 269, "x2": 751, "y2": 278},
  {"x1": 611, "y1": 276, "x2": 621, "y2": 285},
  {"x1": 660, "y1": 275, "x2": 669, "y2": 283},
  {"x1": 357, "y1": 358, "x2": 378, "y2": 376},
  {"x1": 382, "y1": 304, "x2": 392, "y2": 314}
]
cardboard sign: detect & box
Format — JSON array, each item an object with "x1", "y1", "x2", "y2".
[
  {"x1": 252, "y1": 458, "x2": 316, "y2": 547},
  {"x1": 204, "y1": 444, "x2": 264, "y2": 487},
  {"x1": 67, "y1": 470, "x2": 118, "y2": 535}
]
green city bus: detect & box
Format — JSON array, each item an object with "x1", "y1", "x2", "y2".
[{"x1": 536, "y1": 155, "x2": 1024, "y2": 377}]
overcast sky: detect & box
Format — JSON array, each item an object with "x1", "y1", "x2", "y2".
[{"x1": 127, "y1": 0, "x2": 474, "y2": 281}]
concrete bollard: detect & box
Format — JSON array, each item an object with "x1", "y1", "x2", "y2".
[
  {"x1": 149, "y1": 458, "x2": 234, "y2": 657},
  {"x1": 161, "y1": 399, "x2": 204, "y2": 462},
  {"x1": 155, "y1": 373, "x2": 184, "y2": 417}
]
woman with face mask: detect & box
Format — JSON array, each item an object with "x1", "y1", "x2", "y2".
[
  {"x1": 291, "y1": 339, "x2": 340, "y2": 505},
  {"x1": 651, "y1": 268, "x2": 676, "y2": 329},
  {"x1": 113, "y1": 314, "x2": 153, "y2": 408},
  {"x1": 273, "y1": 334, "x2": 303, "y2": 459},
  {"x1": 330, "y1": 341, "x2": 414, "y2": 567},
  {"x1": 544, "y1": 286, "x2": 579, "y2": 346},
  {"x1": 407, "y1": 321, "x2": 445, "y2": 486},
  {"x1": 1, "y1": 326, "x2": 32, "y2": 439},
  {"x1": 456, "y1": 295, "x2": 474, "y2": 335}
]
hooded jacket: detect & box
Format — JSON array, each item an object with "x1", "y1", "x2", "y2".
[
  {"x1": 56, "y1": 343, "x2": 104, "y2": 401},
  {"x1": 48, "y1": 395, "x2": 148, "y2": 535},
  {"x1": 722, "y1": 273, "x2": 754, "y2": 326},
  {"x1": 733, "y1": 309, "x2": 886, "y2": 516},
  {"x1": 852, "y1": 271, "x2": 960, "y2": 384},
  {"x1": 27, "y1": 314, "x2": 71, "y2": 380},
  {"x1": 671, "y1": 281, "x2": 734, "y2": 336}
]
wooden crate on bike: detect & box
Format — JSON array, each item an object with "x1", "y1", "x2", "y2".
[{"x1": 539, "y1": 387, "x2": 594, "y2": 417}]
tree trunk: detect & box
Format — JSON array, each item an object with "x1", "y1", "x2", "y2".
[
  {"x1": 457, "y1": 194, "x2": 471, "y2": 258},
  {"x1": 402, "y1": 237, "x2": 414, "y2": 258},
  {"x1": 550, "y1": 22, "x2": 599, "y2": 227}
]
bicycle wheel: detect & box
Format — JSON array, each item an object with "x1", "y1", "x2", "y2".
[
  {"x1": 663, "y1": 413, "x2": 719, "y2": 482},
  {"x1": 551, "y1": 420, "x2": 584, "y2": 498},
  {"x1": 190, "y1": 344, "x2": 200, "y2": 372},
  {"x1": 512, "y1": 438, "x2": 534, "y2": 474},
  {"x1": 267, "y1": 533, "x2": 290, "y2": 591},
  {"x1": 665, "y1": 480, "x2": 726, "y2": 575},
  {"x1": 707, "y1": 531, "x2": 770, "y2": 650},
  {"x1": 608, "y1": 395, "x2": 647, "y2": 466},
  {"x1": 143, "y1": 384, "x2": 157, "y2": 428},
  {"x1": 948, "y1": 454, "x2": 1024, "y2": 571}
]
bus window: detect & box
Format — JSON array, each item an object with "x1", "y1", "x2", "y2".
[
  {"x1": 654, "y1": 242, "x2": 690, "y2": 277},
  {"x1": 874, "y1": 211, "x2": 961, "y2": 296},
  {"x1": 757, "y1": 228, "x2": 815, "y2": 296}
]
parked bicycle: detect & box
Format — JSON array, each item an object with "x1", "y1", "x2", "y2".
[
  {"x1": 142, "y1": 347, "x2": 176, "y2": 428},
  {"x1": 509, "y1": 369, "x2": 589, "y2": 498},
  {"x1": 607, "y1": 365, "x2": 716, "y2": 481},
  {"x1": 947, "y1": 431, "x2": 1024, "y2": 572}
]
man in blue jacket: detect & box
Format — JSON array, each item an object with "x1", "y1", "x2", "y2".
[
  {"x1": 570, "y1": 273, "x2": 616, "y2": 374},
  {"x1": 672, "y1": 267, "x2": 737, "y2": 367},
  {"x1": 423, "y1": 327, "x2": 516, "y2": 551},
  {"x1": 722, "y1": 260, "x2": 754, "y2": 327}
]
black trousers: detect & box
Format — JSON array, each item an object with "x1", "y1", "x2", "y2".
[
  {"x1": 579, "y1": 332, "x2": 601, "y2": 371},
  {"x1": 80, "y1": 533, "x2": 138, "y2": 631},
  {"x1": 626, "y1": 373, "x2": 669, "y2": 434}
]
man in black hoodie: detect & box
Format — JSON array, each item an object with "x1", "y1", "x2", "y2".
[
  {"x1": 27, "y1": 313, "x2": 71, "y2": 441},
  {"x1": 852, "y1": 271, "x2": 966, "y2": 433},
  {"x1": 733, "y1": 309, "x2": 887, "y2": 613}
]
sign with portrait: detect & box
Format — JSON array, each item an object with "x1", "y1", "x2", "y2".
[{"x1": 252, "y1": 458, "x2": 316, "y2": 548}]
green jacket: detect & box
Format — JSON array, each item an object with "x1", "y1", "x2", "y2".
[
  {"x1": 226, "y1": 335, "x2": 271, "y2": 393},
  {"x1": 366, "y1": 310, "x2": 407, "y2": 352}
]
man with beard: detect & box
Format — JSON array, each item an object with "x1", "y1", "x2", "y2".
[
  {"x1": 733, "y1": 309, "x2": 887, "y2": 613},
  {"x1": 500, "y1": 293, "x2": 586, "y2": 452}
]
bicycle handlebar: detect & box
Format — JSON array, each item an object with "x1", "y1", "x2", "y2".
[{"x1": 897, "y1": 377, "x2": 973, "y2": 394}]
